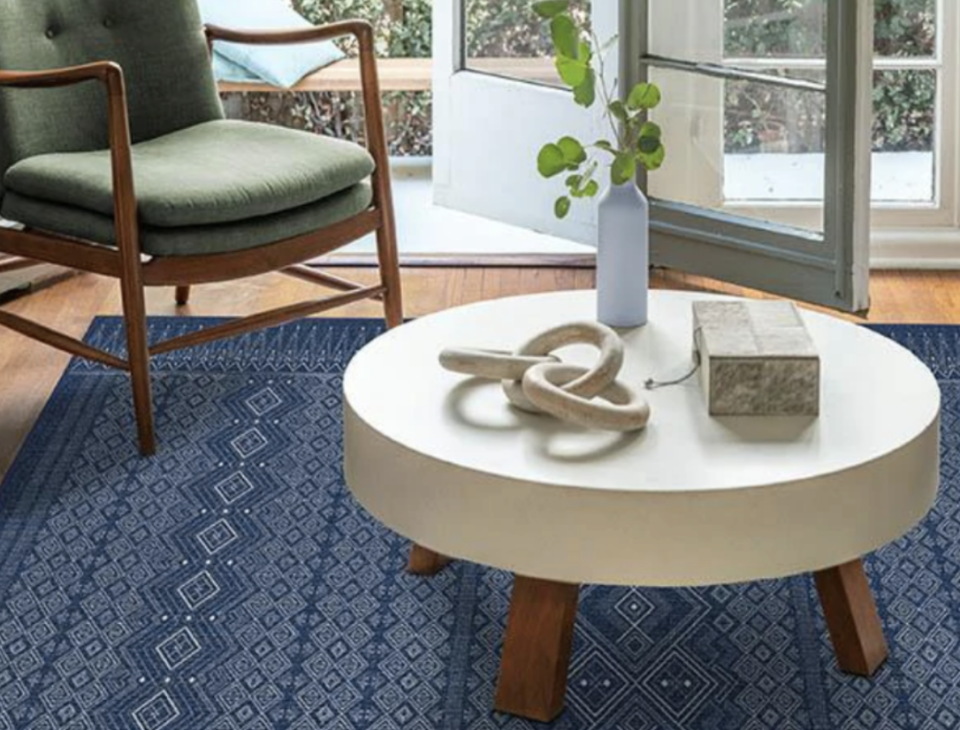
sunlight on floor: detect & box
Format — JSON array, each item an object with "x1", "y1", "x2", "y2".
[{"x1": 342, "y1": 165, "x2": 594, "y2": 257}]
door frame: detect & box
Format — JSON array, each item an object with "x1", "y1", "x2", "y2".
[{"x1": 432, "y1": 2, "x2": 618, "y2": 245}]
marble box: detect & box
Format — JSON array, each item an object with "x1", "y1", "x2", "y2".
[{"x1": 693, "y1": 300, "x2": 820, "y2": 416}]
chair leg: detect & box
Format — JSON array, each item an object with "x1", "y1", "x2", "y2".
[
  {"x1": 120, "y1": 274, "x2": 155, "y2": 455},
  {"x1": 376, "y1": 223, "x2": 403, "y2": 329},
  {"x1": 175, "y1": 285, "x2": 191, "y2": 306}
]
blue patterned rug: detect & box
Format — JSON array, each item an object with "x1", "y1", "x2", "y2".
[{"x1": 0, "y1": 318, "x2": 958, "y2": 730}]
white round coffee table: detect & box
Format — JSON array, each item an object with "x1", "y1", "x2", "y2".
[{"x1": 343, "y1": 290, "x2": 940, "y2": 722}]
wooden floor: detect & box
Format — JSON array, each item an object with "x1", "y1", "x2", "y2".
[{"x1": 1, "y1": 267, "x2": 958, "y2": 479}]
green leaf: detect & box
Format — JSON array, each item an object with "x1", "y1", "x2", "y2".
[
  {"x1": 558, "y1": 136, "x2": 586, "y2": 168},
  {"x1": 550, "y1": 14, "x2": 579, "y2": 59},
  {"x1": 611, "y1": 153, "x2": 637, "y2": 185},
  {"x1": 577, "y1": 40, "x2": 592, "y2": 63},
  {"x1": 556, "y1": 56, "x2": 587, "y2": 87},
  {"x1": 608, "y1": 100, "x2": 628, "y2": 123},
  {"x1": 558, "y1": 137, "x2": 586, "y2": 164},
  {"x1": 594, "y1": 140, "x2": 615, "y2": 153},
  {"x1": 561, "y1": 159, "x2": 599, "y2": 204},
  {"x1": 573, "y1": 68, "x2": 596, "y2": 107},
  {"x1": 637, "y1": 121, "x2": 663, "y2": 155},
  {"x1": 638, "y1": 121, "x2": 662, "y2": 139},
  {"x1": 537, "y1": 143, "x2": 567, "y2": 178},
  {"x1": 638, "y1": 136, "x2": 661, "y2": 154},
  {"x1": 555, "y1": 196, "x2": 572, "y2": 219},
  {"x1": 532, "y1": 0, "x2": 569, "y2": 18},
  {"x1": 638, "y1": 143, "x2": 666, "y2": 171},
  {"x1": 571, "y1": 178, "x2": 599, "y2": 199},
  {"x1": 626, "y1": 82, "x2": 662, "y2": 110}
]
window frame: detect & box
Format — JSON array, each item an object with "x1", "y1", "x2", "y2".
[
  {"x1": 648, "y1": 1, "x2": 957, "y2": 237},
  {"x1": 728, "y1": 0, "x2": 956, "y2": 232}
]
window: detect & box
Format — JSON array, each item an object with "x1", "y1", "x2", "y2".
[
  {"x1": 461, "y1": 0, "x2": 590, "y2": 87},
  {"x1": 648, "y1": 0, "x2": 959, "y2": 241},
  {"x1": 724, "y1": 0, "x2": 943, "y2": 207}
]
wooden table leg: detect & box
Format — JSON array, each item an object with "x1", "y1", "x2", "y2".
[
  {"x1": 814, "y1": 558, "x2": 889, "y2": 676},
  {"x1": 407, "y1": 543, "x2": 451, "y2": 575},
  {"x1": 494, "y1": 576, "x2": 580, "y2": 722}
]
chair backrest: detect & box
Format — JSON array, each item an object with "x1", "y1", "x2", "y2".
[{"x1": 0, "y1": 0, "x2": 224, "y2": 202}]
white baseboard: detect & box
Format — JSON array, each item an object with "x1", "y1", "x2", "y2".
[{"x1": 871, "y1": 229, "x2": 960, "y2": 269}]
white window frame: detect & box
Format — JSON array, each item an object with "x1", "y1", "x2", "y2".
[
  {"x1": 873, "y1": 0, "x2": 960, "y2": 265},
  {"x1": 649, "y1": 0, "x2": 959, "y2": 264}
]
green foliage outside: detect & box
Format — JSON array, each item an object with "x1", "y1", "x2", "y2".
[
  {"x1": 224, "y1": 0, "x2": 938, "y2": 158},
  {"x1": 467, "y1": 0, "x2": 549, "y2": 58},
  {"x1": 223, "y1": 0, "x2": 433, "y2": 156},
  {"x1": 464, "y1": 0, "x2": 587, "y2": 59},
  {"x1": 724, "y1": 0, "x2": 936, "y2": 153},
  {"x1": 293, "y1": 0, "x2": 431, "y2": 58}
]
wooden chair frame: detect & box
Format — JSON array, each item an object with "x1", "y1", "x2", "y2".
[{"x1": 0, "y1": 20, "x2": 402, "y2": 456}]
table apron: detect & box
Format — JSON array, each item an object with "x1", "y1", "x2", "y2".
[{"x1": 344, "y1": 405, "x2": 940, "y2": 587}]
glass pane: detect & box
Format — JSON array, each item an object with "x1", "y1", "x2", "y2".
[
  {"x1": 723, "y1": 69, "x2": 826, "y2": 205},
  {"x1": 873, "y1": 69, "x2": 936, "y2": 201},
  {"x1": 652, "y1": 1, "x2": 938, "y2": 208},
  {"x1": 874, "y1": 0, "x2": 937, "y2": 57},
  {"x1": 462, "y1": 0, "x2": 590, "y2": 86},
  {"x1": 720, "y1": 68, "x2": 936, "y2": 203},
  {"x1": 724, "y1": 0, "x2": 827, "y2": 59},
  {"x1": 647, "y1": 66, "x2": 826, "y2": 232},
  {"x1": 724, "y1": 0, "x2": 937, "y2": 59}
]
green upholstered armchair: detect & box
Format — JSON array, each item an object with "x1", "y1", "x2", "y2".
[{"x1": 0, "y1": 0, "x2": 402, "y2": 455}]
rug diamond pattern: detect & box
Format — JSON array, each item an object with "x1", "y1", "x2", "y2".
[{"x1": 1, "y1": 319, "x2": 959, "y2": 729}]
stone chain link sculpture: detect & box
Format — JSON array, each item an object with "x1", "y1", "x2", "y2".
[{"x1": 439, "y1": 321, "x2": 651, "y2": 432}]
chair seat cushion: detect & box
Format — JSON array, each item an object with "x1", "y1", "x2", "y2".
[
  {"x1": 3, "y1": 119, "x2": 375, "y2": 229},
  {"x1": 1, "y1": 183, "x2": 373, "y2": 257}
]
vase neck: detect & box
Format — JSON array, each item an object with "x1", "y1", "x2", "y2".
[{"x1": 604, "y1": 180, "x2": 648, "y2": 202}]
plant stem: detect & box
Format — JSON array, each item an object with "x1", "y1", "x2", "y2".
[{"x1": 591, "y1": 28, "x2": 626, "y2": 151}]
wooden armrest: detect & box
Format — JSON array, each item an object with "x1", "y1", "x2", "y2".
[
  {"x1": 0, "y1": 61, "x2": 139, "y2": 257},
  {"x1": 0, "y1": 60, "x2": 123, "y2": 92},
  {"x1": 204, "y1": 19, "x2": 374, "y2": 47}
]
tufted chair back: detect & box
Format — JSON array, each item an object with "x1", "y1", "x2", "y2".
[{"x1": 0, "y1": 0, "x2": 224, "y2": 202}]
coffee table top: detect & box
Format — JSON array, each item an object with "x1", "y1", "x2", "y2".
[{"x1": 344, "y1": 290, "x2": 940, "y2": 586}]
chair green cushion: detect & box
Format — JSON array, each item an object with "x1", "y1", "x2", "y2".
[
  {"x1": 0, "y1": 0, "x2": 223, "y2": 202},
  {"x1": 4, "y1": 120, "x2": 376, "y2": 229},
  {"x1": 1, "y1": 183, "x2": 373, "y2": 257}
]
